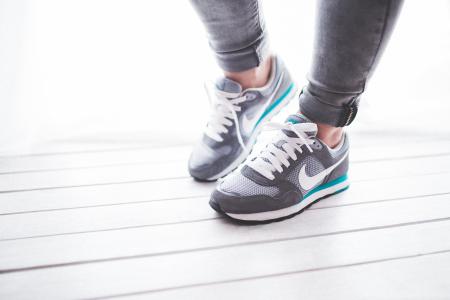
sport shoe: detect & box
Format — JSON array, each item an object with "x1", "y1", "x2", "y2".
[
  {"x1": 210, "y1": 113, "x2": 350, "y2": 222},
  {"x1": 189, "y1": 56, "x2": 297, "y2": 181}
]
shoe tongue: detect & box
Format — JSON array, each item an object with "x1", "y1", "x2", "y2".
[
  {"x1": 215, "y1": 77, "x2": 242, "y2": 95},
  {"x1": 275, "y1": 114, "x2": 317, "y2": 147}
]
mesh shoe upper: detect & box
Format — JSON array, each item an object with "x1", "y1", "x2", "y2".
[{"x1": 212, "y1": 113, "x2": 349, "y2": 214}]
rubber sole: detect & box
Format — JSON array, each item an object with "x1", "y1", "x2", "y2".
[{"x1": 210, "y1": 175, "x2": 349, "y2": 224}]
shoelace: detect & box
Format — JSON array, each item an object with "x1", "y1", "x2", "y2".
[
  {"x1": 247, "y1": 122, "x2": 317, "y2": 180},
  {"x1": 204, "y1": 83, "x2": 248, "y2": 152}
]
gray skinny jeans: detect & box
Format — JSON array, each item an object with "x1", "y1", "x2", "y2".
[{"x1": 190, "y1": 0, "x2": 404, "y2": 127}]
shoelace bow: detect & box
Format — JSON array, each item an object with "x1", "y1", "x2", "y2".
[{"x1": 247, "y1": 122, "x2": 317, "y2": 180}]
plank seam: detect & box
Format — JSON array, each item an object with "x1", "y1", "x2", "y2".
[
  {"x1": 0, "y1": 135, "x2": 445, "y2": 159},
  {"x1": 0, "y1": 168, "x2": 448, "y2": 195},
  {"x1": 1, "y1": 192, "x2": 450, "y2": 241},
  {"x1": 0, "y1": 159, "x2": 184, "y2": 176},
  {"x1": 1, "y1": 216, "x2": 449, "y2": 275},
  {"x1": 0, "y1": 195, "x2": 211, "y2": 216},
  {"x1": 86, "y1": 248, "x2": 450, "y2": 300},
  {"x1": 1, "y1": 187, "x2": 449, "y2": 216},
  {"x1": 1, "y1": 151, "x2": 450, "y2": 177}
]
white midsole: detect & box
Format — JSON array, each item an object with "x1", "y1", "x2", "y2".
[
  {"x1": 226, "y1": 178, "x2": 349, "y2": 221},
  {"x1": 206, "y1": 84, "x2": 298, "y2": 181}
]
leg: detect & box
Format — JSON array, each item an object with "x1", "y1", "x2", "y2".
[
  {"x1": 189, "y1": 0, "x2": 271, "y2": 88},
  {"x1": 190, "y1": 0, "x2": 269, "y2": 73},
  {"x1": 209, "y1": 0, "x2": 405, "y2": 222},
  {"x1": 300, "y1": 0, "x2": 404, "y2": 145}
]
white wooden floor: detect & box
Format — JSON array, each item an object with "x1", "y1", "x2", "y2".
[{"x1": 1, "y1": 131, "x2": 450, "y2": 300}]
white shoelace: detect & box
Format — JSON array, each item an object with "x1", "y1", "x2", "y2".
[
  {"x1": 204, "y1": 83, "x2": 248, "y2": 151},
  {"x1": 247, "y1": 122, "x2": 317, "y2": 180}
]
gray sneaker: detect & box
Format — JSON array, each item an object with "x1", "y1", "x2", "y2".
[
  {"x1": 189, "y1": 56, "x2": 297, "y2": 181},
  {"x1": 210, "y1": 113, "x2": 350, "y2": 222}
]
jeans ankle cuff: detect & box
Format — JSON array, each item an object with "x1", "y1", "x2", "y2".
[
  {"x1": 299, "y1": 87, "x2": 359, "y2": 127},
  {"x1": 214, "y1": 35, "x2": 270, "y2": 72}
]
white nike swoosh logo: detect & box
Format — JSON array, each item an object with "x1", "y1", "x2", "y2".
[{"x1": 298, "y1": 152, "x2": 348, "y2": 190}]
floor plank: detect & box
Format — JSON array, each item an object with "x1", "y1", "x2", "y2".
[
  {"x1": 1, "y1": 220, "x2": 449, "y2": 299},
  {"x1": 0, "y1": 136, "x2": 447, "y2": 174},
  {"x1": 1, "y1": 136, "x2": 450, "y2": 299},
  {"x1": 0, "y1": 153, "x2": 449, "y2": 217},
  {"x1": 1, "y1": 172, "x2": 450, "y2": 240},
  {"x1": 0, "y1": 146, "x2": 190, "y2": 174},
  {"x1": 0, "y1": 150, "x2": 448, "y2": 193},
  {"x1": 0, "y1": 178, "x2": 215, "y2": 215},
  {"x1": 1, "y1": 193, "x2": 449, "y2": 272},
  {"x1": 122, "y1": 250, "x2": 450, "y2": 300}
]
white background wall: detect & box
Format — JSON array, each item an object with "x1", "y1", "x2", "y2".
[{"x1": 1, "y1": 0, "x2": 449, "y2": 154}]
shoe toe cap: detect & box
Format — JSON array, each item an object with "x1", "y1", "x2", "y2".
[
  {"x1": 188, "y1": 142, "x2": 233, "y2": 180},
  {"x1": 211, "y1": 176, "x2": 301, "y2": 214}
]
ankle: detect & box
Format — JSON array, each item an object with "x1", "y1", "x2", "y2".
[
  {"x1": 224, "y1": 56, "x2": 272, "y2": 89},
  {"x1": 316, "y1": 122, "x2": 343, "y2": 149}
]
